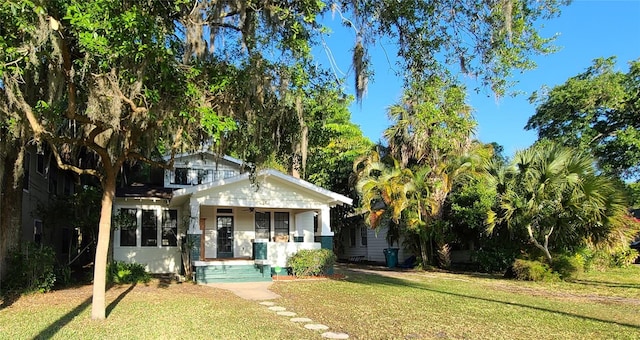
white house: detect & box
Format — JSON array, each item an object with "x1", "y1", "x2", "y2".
[{"x1": 113, "y1": 152, "x2": 352, "y2": 282}]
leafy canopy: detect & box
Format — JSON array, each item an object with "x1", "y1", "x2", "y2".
[{"x1": 526, "y1": 57, "x2": 640, "y2": 179}]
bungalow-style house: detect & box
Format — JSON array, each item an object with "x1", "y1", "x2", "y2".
[{"x1": 113, "y1": 152, "x2": 352, "y2": 282}]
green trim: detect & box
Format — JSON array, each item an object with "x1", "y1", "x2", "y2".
[
  {"x1": 190, "y1": 234, "x2": 201, "y2": 261},
  {"x1": 293, "y1": 236, "x2": 303, "y2": 242},
  {"x1": 319, "y1": 236, "x2": 333, "y2": 250},
  {"x1": 195, "y1": 263, "x2": 272, "y2": 283}
]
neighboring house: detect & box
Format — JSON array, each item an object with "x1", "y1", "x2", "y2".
[
  {"x1": 338, "y1": 223, "x2": 410, "y2": 265},
  {"x1": 113, "y1": 152, "x2": 352, "y2": 282},
  {"x1": 21, "y1": 144, "x2": 76, "y2": 258}
]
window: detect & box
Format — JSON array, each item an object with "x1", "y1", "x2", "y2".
[
  {"x1": 217, "y1": 208, "x2": 233, "y2": 214},
  {"x1": 314, "y1": 213, "x2": 318, "y2": 233},
  {"x1": 274, "y1": 212, "x2": 289, "y2": 237},
  {"x1": 119, "y1": 208, "x2": 137, "y2": 247},
  {"x1": 162, "y1": 210, "x2": 178, "y2": 246},
  {"x1": 255, "y1": 212, "x2": 271, "y2": 239},
  {"x1": 23, "y1": 153, "x2": 30, "y2": 191},
  {"x1": 173, "y1": 168, "x2": 188, "y2": 185},
  {"x1": 141, "y1": 210, "x2": 157, "y2": 246},
  {"x1": 36, "y1": 152, "x2": 46, "y2": 175},
  {"x1": 349, "y1": 227, "x2": 356, "y2": 247},
  {"x1": 360, "y1": 226, "x2": 368, "y2": 246}
]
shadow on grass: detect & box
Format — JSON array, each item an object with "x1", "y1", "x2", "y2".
[
  {"x1": 571, "y1": 279, "x2": 640, "y2": 289},
  {"x1": 0, "y1": 292, "x2": 20, "y2": 310},
  {"x1": 33, "y1": 295, "x2": 92, "y2": 339},
  {"x1": 32, "y1": 284, "x2": 136, "y2": 338},
  {"x1": 106, "y1": 283, "x2": 137, "y2": 317},
  {"x1": 343, "y1": 269, "x2": 640, "y2": 331}
]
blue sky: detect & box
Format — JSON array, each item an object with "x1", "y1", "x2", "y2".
[{"x1": 316, "y1": 1, "x2": 640, "y2": 157}]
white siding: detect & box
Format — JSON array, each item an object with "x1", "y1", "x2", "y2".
[
  {"x1": 295, "y1": 211, "x2": 315, "y2": 242},
  {"x1": 112, "y1": 200, "x2": 183, "y2": 274},
  {"x1": 234, "y1": 210, "x2": 254, "y2": 257},
  {"x1": 365, "y1": 226, "x2": 410, "y2": 264}
]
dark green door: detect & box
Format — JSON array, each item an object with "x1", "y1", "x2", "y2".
[{"x1": 217, "y1": 216, "x2": 234, "y2": 258}]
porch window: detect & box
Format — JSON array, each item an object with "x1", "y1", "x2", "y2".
[
  {"x1": 361, "y1": 226, "x2": 368, "y2": 246},
  {"x1": 119, "y1": 208, "x2": 137, "y2": 247},
  {"x1": 274, "y1": 212, "x2": 289, "y2": 237},
  {"x1": 255, "y1": 211, "x2": 270, "y2": 239},
  {"x1": 141, "y1": 210, "x2": 157, "y2": 246},
  {"x1": 161, "y1": 210, "x2": 178, "y2": 246}
]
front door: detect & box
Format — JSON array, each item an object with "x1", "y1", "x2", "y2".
[{"x1": 216, "y1": 216, "x2": 234, "y2": 258}]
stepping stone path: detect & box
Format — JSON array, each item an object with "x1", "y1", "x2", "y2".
[
  {"x1": 259, "y1": 302, "x2": 349, "y2": 338},
  {"x1": 304, "y1": 324, "x2": 329, "y2": 331}
]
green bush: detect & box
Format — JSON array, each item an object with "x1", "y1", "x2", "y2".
[
  {"x1": 108, "y1": 261, "x2": 151, "y2": 284},
  {"x1": 611, "y1": 248, "x2": 639, "y2": 268},
  {"x1": 287, "y1": 249, "x2": 336, "y2": 277},
  {"x1": 511, "y1": 259, "x2": 558, "y2": 282},
  {"x1": 474, "y1": 247, "x2": 518, "y2": 273},
  {"x1": 551, "y1": 254, "x2": 583, "y2": 280},
  {"x1": 2, "y1": 243, "x2": 58, "y2": 294},
  {"x1": 576, "y1": 246, "x2": 639, "y2": 271}
]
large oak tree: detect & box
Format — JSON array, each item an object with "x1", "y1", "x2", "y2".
[{"x1": 2, "y1": 0, "x2": 568, "y2": 319}]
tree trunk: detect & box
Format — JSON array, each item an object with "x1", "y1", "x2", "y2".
[
  {"x1": 0, "y1": 146, "x2": 23, "y2": 283},
  {"x1": 526, "y1": 224, "x2": 553, "y2": 263},
  {"x1": 91, "y1": 171, "x2": 116, "y2": 320}
]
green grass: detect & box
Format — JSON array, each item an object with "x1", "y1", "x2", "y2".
[
  {"x1": 270, "y1": 266, "x2": 640, "y2": 339},
  {"x1": 0, "y1": 282, "x2": 310, "y2": 339},
  {"x1": 1, "y1": 266, "x2": 639, "y2": 339}
]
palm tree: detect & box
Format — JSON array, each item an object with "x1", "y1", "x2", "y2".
[
  {"x1": 487, "y1": 141, "x2": 628, "y2": 263},
  {"x1": 354, "y1": 150, "x2": 416, "y2": 245}
]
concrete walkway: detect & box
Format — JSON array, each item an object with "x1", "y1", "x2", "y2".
[{"x1": 205, "y1": 281, "x2": 281, "y2": 300}]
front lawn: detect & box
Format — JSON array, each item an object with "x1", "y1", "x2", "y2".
[
  {"x1": 1, "y1": 266, "x2": 639, "y2": 339},
  {"x1": 271, "y1": 265, "x2": 640, "y2": 339},
  {"x1": 0, "y1": 282, "x2": 310, "y2": 339}
]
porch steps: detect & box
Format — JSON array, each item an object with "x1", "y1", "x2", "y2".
[{"x1": 196, "y1": 263, "x2": 272, "y2": 283}]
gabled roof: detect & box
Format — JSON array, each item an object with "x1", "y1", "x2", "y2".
[{"x1": 172, "y1": 169, "x2": 352, "y2": 206}]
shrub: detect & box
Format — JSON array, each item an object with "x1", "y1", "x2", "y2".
[
  {"x1": 287, "y1": 249, "x2": 336, "y2": 277},
  {"x1": 551, "y1": 254, "x2": 583, "y2": 280},
  {"x1": 611, "y1": 248, "x2": 639, "y2": 268},
  {"x1": 108, "y1": 261, "x2": 151, "y2": 284},
  {"x1": 511, "y1": 259, "x2": 558, "y2": 282},
  {"x1": 2, "y1": 243, "x2": 57, "y2": 294},
  {"x1": 474, "y1": 247, "x2": 518, "y2": 273}
]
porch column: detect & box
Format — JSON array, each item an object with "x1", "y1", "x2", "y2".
[
  {"x1": 187, "y1": 198, "x2": 201, "y2": 261},
  {"x1": 318, "y1": 206, "x2": 333, "y2": 250},
  {"x1": 294, "y1": 211, "x2": 315, "y2": 243}
]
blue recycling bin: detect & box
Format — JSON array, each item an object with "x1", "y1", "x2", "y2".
[{"x1": 383, "y1": 248, "x2": 399, "y2": 268}]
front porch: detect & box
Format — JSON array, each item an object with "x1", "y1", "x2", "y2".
[
  {"x1": 173, "y1": 170, "x2": 351, "y2": 283},
  {"x1": 191, "y1": 240, "x2": 325, "y2": 283}
]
